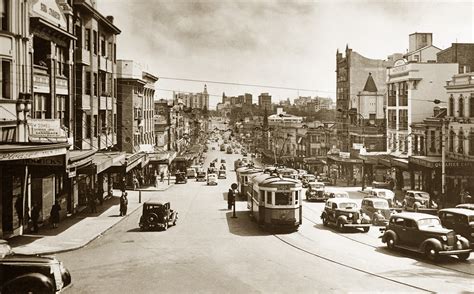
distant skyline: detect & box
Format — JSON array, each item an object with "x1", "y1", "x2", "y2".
[{"x1": 98, "y1": 0, "x2": 473, "y2": 109}]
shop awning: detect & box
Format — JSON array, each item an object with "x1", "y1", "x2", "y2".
[
  {"x1": 109, "y1": 152, "x2": 146, "y2": 174},
  {"x1": 327, "y1": 155, "x2": 362, "y2": 164},
  {"x1": 0, "y1": 142, "x2": 69, "y2": 162}
]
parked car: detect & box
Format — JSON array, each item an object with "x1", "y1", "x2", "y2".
[
  {"x1": 186, "y1": 168, "x2": 197, "y2": 178},
  {"x1": 324, "y1": 190, "x2": 350, "y2": 199},
  {"x1": 456, "y1": 203, "x2": 474, "y2": 210},
  {"x1": 139, "y1": 201, "x2": 178, "y2": 231},
  {"x1": 306, "y1": 182, "x2": 326, "y2": 201},
  {"x1": 226, "y1": 146, "x2": 233, "y2": 154},
  {"x1": 361, "y1": 197, "x2": 394, "y2": 226},
  {"x1": 196, "y1": 171, "x2": 207, "y2": 182},
  {"x1": 380, "y1": 212, "x2": 471, "y2": 261},
  {"x1": 175, "y1": 172, "x2": 187, "y2": 184},
  {"x1": 207, "y1": 173, "x2": 218, "y2": 185},
  {"x1": 321, "y1": 198, "x2": 371, "y2": 232},
  {"x1": 438, "y1": 208, "x2": 474, "y2": 248},
  {"x1": 218, "y1": 170, "x2": 227, "y2": 179},
  {"x1": 366, "y1": 188, "x2": 395, "y2": 206},
  {"x1": 301, "y1": 174, "x2": 316, "y2": 188},
  {"x1": 220, "y1": 144, "x2": 226, "y2": 151},
  {"x1": 0, "y1": 240, "x2": 71, "y2": 293},
  {"x1": 403, "y1": 190, "x2": 437, "y2": 213},
  {"x1": 221, "y1": 159, "x2": 226, "y2": 164}
]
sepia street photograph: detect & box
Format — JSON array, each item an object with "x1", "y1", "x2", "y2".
[{"x1": 0, "y1": 0, "x2": 473, "y2": 293}]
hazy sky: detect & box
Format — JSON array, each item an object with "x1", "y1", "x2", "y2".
[{"x1": 98, "y1": 0, "x2": 473, "y2": 109}]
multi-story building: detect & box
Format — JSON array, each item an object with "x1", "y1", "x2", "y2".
[
  {"x1": 73, "y1": 0, "x2": 121, "y2": 151},
  {"x1": 404, "y1": 32, "x2": 440, "y2": 63},
  {"x1": 116, "y1": 60, "x2": 158, "y2": 153},
  {"x1": 268, "y1": 107, "x2": 303, "y2": 124},
  {"x1": 386, "y1": 60, "x2": 458, "y2": 157},
  {"x1": 258, "y1": 92, "x2": 272, "y2": 111},
  {"x1": 437, "y1": 43, "x2": 474, "y2": 74},
  {"x1": 336, "y1": 45, "x2": 400, "y2": 151},
  {"x1": 174, "y1": 85, "x2": 209, "y2": 111}
]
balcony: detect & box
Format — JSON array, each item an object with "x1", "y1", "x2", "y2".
[
  {"x1": 33, "y1": 65, "x2": 50, "y2": 93},
  {"x1": 75, "y1": 48, "x2": 90, "y2": 65},
  {"x1": 55, "y1": 76, "x2": 68, "y2": 95},
  {"x1": 99, "y1": 56, "x2": 113, "y2": 73}
]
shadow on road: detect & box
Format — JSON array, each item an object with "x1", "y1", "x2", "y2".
[
  {"x1": 375, "y1": 245, "x2": 473, "y2": 266},
  {"x1": 312, "y1": 223, "x2": 370, "y2": 234},
  {"x1": 225, "y1": 211, "x2": 270, "y2": 237}
]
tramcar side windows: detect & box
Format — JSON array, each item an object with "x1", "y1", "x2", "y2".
[
  {"x1": 294, "y1": 191, "x2": 299, "y2": 205},
  {"x1": 266, "y1": 191, "x2": 272, "y2": 204},
  {"x1": 259, "y1": 191, "x2": 265, "y2": 204}
]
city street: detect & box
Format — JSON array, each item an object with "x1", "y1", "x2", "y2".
[{"x1": 59, "y1": 142, "x2": 473, "y2": 293}]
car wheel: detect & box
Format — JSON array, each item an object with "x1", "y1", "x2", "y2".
[
  {"x1": 457, "y1": 252, "x2": 470, "y2": 261},
  {"x1": 337, "y1": 221, "x2": 344, "y2": 232},
  {"x1": 372, "y1": 216, "x2": 378, "y2": 225},
  {"x1": 363, "y1": 226, "x2": 370, "y2": 233},
  {"x1": 386, "y1": 235, "x2": 396, "y2": 249},
  {"x1": 322, "y1": 216, "x2": 328, "y2": 226},
  {"x1": 163, "y1": 221, "x2": 168, "y2": 231},
  {"x1": 425, "y1": 244, "x2": 439, "y2": 261}
]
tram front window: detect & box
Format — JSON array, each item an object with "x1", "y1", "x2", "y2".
[{"x1": 275, "y1": 191, "x2": 292, "y2": 205}]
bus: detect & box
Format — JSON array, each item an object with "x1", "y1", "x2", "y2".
[{"x1": 248, "y1": 173, "x2": 303, "y2": 231}]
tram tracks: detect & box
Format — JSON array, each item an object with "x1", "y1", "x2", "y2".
[{"x1": 299, "y1": 203, "x2": 474, "y2": 277}]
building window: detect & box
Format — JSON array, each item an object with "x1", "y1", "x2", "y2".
[
  {"x1": 100, "y1": 72, "x2": 106, "y2": 95},
  {"x1": 413, "y1": 135, "x2": 418, "y2": 154},
  {"x1": 1, "y1": 0, "x2": 8, "y2": 31},
  {"x1": 99, "y1": 110, "x2": 106, "y2": 134},
  {"x1": 100, "y1": 34, "x2": 106, "y2": 57},
  {"x1": 93, "y1": 30, "x2": 97, "y2": 55},
  {"x1": 449, "y1": 131, "x2": 454, "y2": 152},
  {"x1": 1, "y1": 59, "x2": 10, "y2": 99},
  {"x1": 470, "y1": 132, "x2": 474, "y2": 156},
  {"x1": 449, "y1": 95, "x2": 454, "y2": 116},
  {"x1": 1, "y1": 126, "x2": 15, "y2": 142},
  {"x1": 34, "y1": 95, "x2": 47, "y2": 118},
  {"x1": 57, "y1": 95, "x2": 66, "y2": 127},
  {"x1": 85, "y1": 114, "x2": 91, "y2": 138},
  {"x1": 470, "y1": 94, "x2": 474, "y2": 118},
  {"x1": 93, "y1": 73, "x2": 97, "y2": 96},
  {"x1": 419, "y1": 135, "x2": 425, "y2": 155},
  {"x1": 85, "y1": 28, "x2": 91, "y2": 51},
  {"x1": 388, "y1": 110, "x2": 396, "y2": 129},
  {"x1": 398, "y1": 109, "x2": 408, "y2": 130},
  {"x1": 93, "y1": 115, "x2": 98, "y2": 137},
  {"x1": 430, "y1": 130, "x2": 436, "y2": 152},
  {"x1": 399, "y1": 82, "x2": 408, "y2": 106},
  {"x1": 458, "y1": 130, "x2": 464, "y2": 154},
  {"x1": 113, "y1": 44, "x2": 116, "y2": 63},
  {"x1": 459, "y1": 95, "x2": 464, "y2": 118}
]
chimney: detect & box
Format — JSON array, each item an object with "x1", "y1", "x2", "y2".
[{"x1": 106, "y1": 15, "x2": 114, "y2": 23}]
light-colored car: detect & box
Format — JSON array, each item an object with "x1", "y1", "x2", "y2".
[
  {"x1": 207, "y1": 173, "x2": 218, "y2": 185},
  {"x1": 367, "y1": 188, "x2": 395, "y2": 205},
  {"x1": 186, "y1": 168, "x2": 197, "y2": 178},
  {"x1": 361, "y1": 197, "x2": 395, "y2": 225},
  {"x1": 324, "y1": 189, "x2": 350, "y2": 199}
]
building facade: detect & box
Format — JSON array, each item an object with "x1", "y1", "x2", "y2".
[
  {"x1": 258, "y1": 92, "x2": 272, "y2": 111},
  {"x1": 174, "y1": 85, "x2": 209, "y2": 111},
  {"x1": 437, "y1": 43, "x2": 474, "y2": 74}
]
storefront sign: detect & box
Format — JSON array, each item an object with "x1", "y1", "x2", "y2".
[
  {"x1": 28, "y1": 119, "x2": 66, "y2": 138},
  {"x1": 0, "y1": 147, "x2": 66, "y2": 161},
  {"x1": 434, "y1": 161, "x2": 474, "y2": 168},
  {"x1": 21, "y1": 156, "x2": 64, "y2": 166},
  {"x1": 32, "y1": 0, "x2": 67, "y2": 29},
  {"x1": 339, "y1": 152, "x2": 350, "y2": 159}
]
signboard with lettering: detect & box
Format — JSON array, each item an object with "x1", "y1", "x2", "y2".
[
  {"x1": 0, "y1": 147, "x2": 66, "y2": 161},
  {"x1": 339, "y1": 152, "x2": 350, "y2": 159},
  {"x1": 393, "y1": 59, "x2": 407, "y2": 67},
  {"x1": 32, "y1": 0, "x2": 67, "y2": 29},
  {"x1": 28, "y1": 119, "x2": 66, "y2": 138}
]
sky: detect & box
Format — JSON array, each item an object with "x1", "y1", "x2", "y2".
[{"x1": 97, "y1": 0, "x2": 474, "y2": 109}]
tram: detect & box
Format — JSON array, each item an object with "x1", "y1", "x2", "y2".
[
  {"x1": 248, "y1": 173, "x2": 303, "y2": 231},
  {"x1": 235, "y1": 166, "x2": 263, "y2": 200}
]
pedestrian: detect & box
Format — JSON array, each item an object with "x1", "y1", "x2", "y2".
[
  {"x1": 133, "y1": 175, "x2": 139, "y2": 190},
  {"x1": 31, "y1": 202, "x2": 40, "y2": 233},
  {"x1": 155, "y1": 173, "x2": 160, "y2": 188},
  {"x1": 227, "y1": 188, "x2": 234, "y2": 210},
  {"x1": 50, "y1": 200, "x2": 61, "y2": 228},
  {"x1": 121, "y1": 176, "x2": 126, "y2": 193},
  {"x1": 97, "y1": 185, "x2": 104, "y2": 206},
  {"x1": 89, "y1": 189, "x2": 97, "y2": 213},
  {"x1": 120, "y1": 192, "x2": 128, "y2": 216},
  {"x1": 138, "y1": 172, "x2": 143, "y2": 187},
  {"x1": 160, "y1": 171, "x2": 164, "y2": 183}
]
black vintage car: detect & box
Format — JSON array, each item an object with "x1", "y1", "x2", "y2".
[
  {"x1": 438, "y1": 208, "x2": 474, "y2": 248},
  {"x1": 0, "y1": 240, "x2": 72, "y2": 293},
  {"x1": 139, "y1": 201, "x2": 178, "y2": 231},
  {"x1": 321, "y1": 198, "x2": 371, "y2": 232},
  {"x1": 381, "y1": 212, "x2": 471, "y2": 261},
  {"x1": 175, "y1": 172, "x2": 187, "y2": 184}
]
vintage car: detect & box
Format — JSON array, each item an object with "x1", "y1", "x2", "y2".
[
  {"x1": 241, "y1": 150, "x2": 248, "y2": 156},
  {"x1": 297, "y1": 169, "x2": 308, "y2": 179},
  {"x1": 361, "y1": 197, "x2": 395, "y2": 226},
  {"x1": 456, "y1": 203, "x2": 474, "y2": 210},
  {"x1": 226, "y1": 146, "x2": 233, "y2": 154},
  {"x1": 403, "y1": 190, "x2": 437, "y2": 213},
  {"x1": 372, "y1": 181, "x2": 392, "y2": 190},
  {"x1": 139, "y1": 201, "x2": 178, "y2": 231},
  {"x1": 321, "y1": 198, "x2": 371, "y2": 232},
  {"x1": 220, "y1": 144, "x2": 226, "y2": 151},
  {"x1": 207, "y1": 173, "x2": 218, "y2": 185},
  {"x1": 380, "y1": 212, "x2": 471, "y2": 261},
  {"x1": 301, "y1": 174, "x2": 316, "y2": 188},
  {"x1": 186, "y1": 168, "x2": 197, "y2": 178},
  {"x1": 196, "y1": 171, "x2": 207, "y2": 182},
  {"x1": 221, "y1": 159, "x2": 226, "y2": 164},
  {"x1": 218, "y1": 170, "x2": 227, "y2": 179},
  {"x1": 324, "y1": 190, "x2": 350, "y2": 199},
  {"x1": 0, "y1": 240, "x2": 72, "y2": 293},
  {"x1": 318, "y1": 175, "x2": 333, "y2": 186},
  {"x1": 175, "y1": 172, "x2": 187, "y2": 184},
  {"x1": 438, "y1": 208, "x2": 474, "y2": 248},
  {"x1": 366, "y1": 188, "x2": 395, "y2": 206},
  {"x1": 306, "y1": 182, "x2": 326, "y2": 201}
]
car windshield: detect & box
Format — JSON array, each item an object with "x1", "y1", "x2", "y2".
[
  {"x1": 414, "y1": 192, "x2": 429, "y2": 199},
  {"x1": 335, "y1": 192, "x2": 348, "y2": 198},
  {"x1": 339, "y1": 202, "x2": 358, "y2": 209},
  {"x1": 373, "y1": 201, "x2": 389, "y2": 209},
  {"x1": 417, "y1": 218, "x2": 442, "y2": 228}
]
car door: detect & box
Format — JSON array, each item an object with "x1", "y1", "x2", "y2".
[
  {"x1": 391, "y1": 217, "x2": 408, "y2": 244},
  {"x1": 403, "y1": 219, "x2": 419, "y2": 246}
]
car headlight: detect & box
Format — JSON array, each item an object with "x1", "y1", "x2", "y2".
[
  {"x1": 441, "y1": 236, "x2": 447, "y2": 242},
  {"x1": 348, "y1": 213, "x2": 353, "y2": 218}
]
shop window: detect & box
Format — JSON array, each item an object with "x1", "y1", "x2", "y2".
[
  {"x1": 1, "y1": 126, "x2": 15, "y2": 142},
  {"x1": 1, "y1": 59, "x2": 11, "y2": 99},
  {"x1": 0, "y1": 0, "x2": 8, "y2": 31}
]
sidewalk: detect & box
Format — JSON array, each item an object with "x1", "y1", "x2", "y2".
[{"x1": 9, "y1": 182, "x2": 174, "y2": 255}]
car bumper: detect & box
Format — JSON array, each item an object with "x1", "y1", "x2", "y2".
[
  {"x1": 438, "y1": 249, "x2": 471, "y2": 255},
  {"x1": 343, "y1": 223, "x2": 371, "y2": 228}
]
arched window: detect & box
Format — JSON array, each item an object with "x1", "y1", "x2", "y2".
[
  {"x1": 449, "y1": 95, "x2": 454, "y2": 116},
  {"x1": 470, "y1": 131, "x2": 474, "y2": 156},
  {"x1": 459, "y1": 95, "x2": 464, "y2": 117},
  {"x1": 449, "y1": 130, "x2": 455, "y2": 152},
  {"x1": 458, "y1": 129, "x2": 464, "y2": 154}
]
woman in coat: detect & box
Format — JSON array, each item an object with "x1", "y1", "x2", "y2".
[{"x1": 50, "y1": 200, "x2": 61, "y2": 228}]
